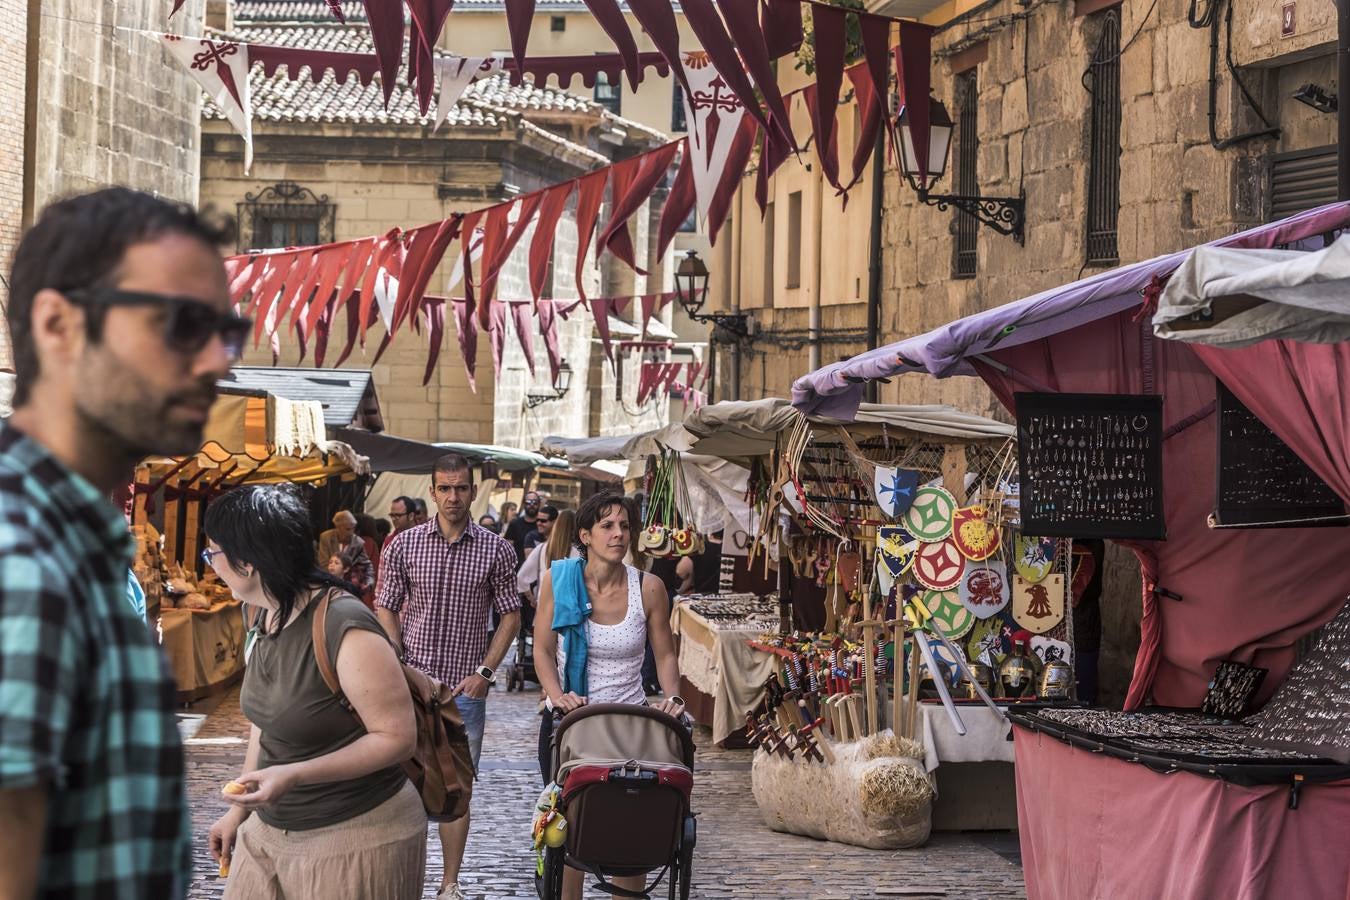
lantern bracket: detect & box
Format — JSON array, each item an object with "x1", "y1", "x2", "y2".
[{"x1": 915, "y1": 186, "x2": 1026, "y2": 244}]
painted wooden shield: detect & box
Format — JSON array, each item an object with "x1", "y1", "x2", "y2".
[
  {"x1": 912, "y1": 538, "x2": 965, "y2": 590},
  {"x1": 958, "y1": 560, "x2": 1011, "y2": 619},
  {"x1": 1013, "y1": 534, "x2": 1057, "y2": 584},
  {"x1": 1013, "y1": 574, "x2": 1065, "y2": 634},
  {"x1": 922, "y1": 637, "x2": 965, "y2": 688},
  {"x1": 952, "y1": 505, "x2": 1001, "y2": 561},
  {"x1": 874, "y1": 466, "x2": 922, "y2": 518},
  {"x1": 877, "y1": 526, "x2": 919, "y2": 578},
  {"x1": 902, "y1": 486, "x2": 956, "y2": 541},
  {"x1": 1031, "y1": 635, "x2": 1073, "y2": 668},
  {"x1": 922, "y1": 589, "x2": 975, "y2": 640},
  {"x1": 967, "y1": 617, "x2": 1010, "y2": 667}
]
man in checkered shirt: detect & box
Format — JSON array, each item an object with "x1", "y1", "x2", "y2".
[
  {"x1": 376, "y1": 453, "x2": 521, "y2": 900},
  {"x1": 0, "y1": 189, "x2": 242, "y2": 897}
]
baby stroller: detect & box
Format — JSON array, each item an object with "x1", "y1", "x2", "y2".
[
  {"x1": 538, "y1": 704, "x2": 696, "y2": 899},
  {"x1": 505, "y1": 623, "x2": 536, "y2": 692}
]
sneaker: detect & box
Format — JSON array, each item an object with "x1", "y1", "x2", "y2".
[{"x1": 436, "y1": 884, "x2": 467, "y2": 900}]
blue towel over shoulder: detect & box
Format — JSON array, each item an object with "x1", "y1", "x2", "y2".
[{"x1": 550, "y1": 557, "x2": 591, "y2": 697}]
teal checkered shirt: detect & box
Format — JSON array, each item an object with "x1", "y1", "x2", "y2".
[{"x1": 0, "y1": 423, "x2": 190, "y2": 898}]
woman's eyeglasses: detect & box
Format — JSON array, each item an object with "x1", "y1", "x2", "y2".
[
  {"x1": 66, "y1": 287, "x2": 252, "y2": 360},
  {"x1": 200, "y1": 547, "x2": 226, "y2": 568}
]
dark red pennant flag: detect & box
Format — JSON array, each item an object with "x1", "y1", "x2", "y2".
[
  {"x1": 657, "y1": 144, "x2": 696, "y2": 260},
  {"x1": 718, "y1": 0, "x2": 796, "y2": 152},
  {"x1": 313, "y1": 290, "x2": 337, "y2": 368},
  {"x1": 370, "y1": 330, "x2": 395, "y2": 367},
  {"x1": 406, "y1": 0, "x2": 456, "y2": 115},
  {"x1": 271, "y1": 249, "x2": 316, "y2": 340},
  {"x1": 303, "y1": 244, "x2": 352, "y2": 333},
  {"x1": 458, "y1": 210, "x2": 485, "y2": 328},
  {"x1": 761, "y1": 0, "x2": 803, "y2": 58},
  {"x1": 452, "y1": 298, "x2": 479, "y2": 390},
  {"x1": 422, "y1": 297, "x2": 446, "y2": 386},
  {"x1": 755, "y1": 114, "x2": 794, "y2": 213},
  {"x1": 598, "y1": 155, "x2": 643, "y2": 271},
  {"x1": 529, "y1": 181, "x2": 574, "y2": 303},
  {"x1": 475, "y1": 203, "x2": 511, "y2": 306},
  {"x1": 360, "y1": 0, "x2": 404, "y2": 103},
  {"x1": 581, "y1": 0, "x2": 643, "y2": 90},
  {"x1": 573, "y1": 169, "x2": 609, "y2": 301},
  {"x1": 334, "y1": 290, "x2": 364, "y2": 367},
  {"x1": 391, "y1": 223, "x2": 445, "y2": 333},
  {"x1": 591, "y1": 298, "x2": 615, "y2": 363},
  {"x1": 808, "y1": 3, "x2": 849, "y2": 194},
  {"x1": 640, "y1": 292, "x2": 659, "y2": 337},
  {"x1": 707, "y1": 116, "x2": 759, "y2": 246},
  {"x1": 625, "y1": 0, "x2": 692, "y2": 98},
  {"x1": 537, "y1": 298, "x2": 562, "y2": 384},
  {"x1": 895, "y1": 22, "x2": 936, "y2": 187},
  {"x1": 394, "y1": 217, "x2": 461, "y2": 333},
  {"x1": 248, "y1": 252, "x2": 298, "y2": 345},
  {"x1": 481, "y1": 194, "x2": 544, "y2": 301},
  {"x1": 504, "y1": 0, "x2": 536, "y2": 75},
  {"x1": 600, "y1": 142, "x2": 680, "y2": 272},
  {"x1": 611, "y1": 295, "x2": 632, "y2": 317},
  {"x1": 170, "y1": 0, "x2": 186, "y2": 16},
  {"x1": 510, "y1": 298, "x2": 537, "y2": 378},
  {"x1": 801, "y1": 85, "x2": 842, "y2": 199},
  {"x1": 488, "y1": 300, "x2": 508, "y2": 382},
  {"x1": 679, "y1": 0, "x2": 772, "y2": 136}
]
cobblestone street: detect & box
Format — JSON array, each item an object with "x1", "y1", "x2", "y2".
[{"x1": 183, "y1": 687, "x2": 1025, "y2": 900}]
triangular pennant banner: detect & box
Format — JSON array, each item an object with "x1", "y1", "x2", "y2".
[
  {"x1": 510, "y1": 298, "x2": 537, "y2": 378},
  {"x1": 162, "y1": 35, "x2": 253, "y2": 172},
  {"x1": 680, "y1": 52, "x2": 748, "y2": 230},
  {"x1": 451, "y1": 298, "x2": 479, "y2": 391},
  {"x1": 435, "y1": 55, "x2": 496, "y2": 130}
]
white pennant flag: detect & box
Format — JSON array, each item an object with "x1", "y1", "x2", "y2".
[
  {"x1": 435, "y1": 54, "x2": 505, "y2": 131},
  {"x1": 680, "y1": 51, "x2": 747, "y2": 228},
  {"x1": 445, "y1": 226, "x2": 487, "y2": 294},
  {"x1": 162, "y1": 34, "x2": 253, "y2": 172}
]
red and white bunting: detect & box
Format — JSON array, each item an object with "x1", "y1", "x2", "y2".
[
  {"x1": 435, "y1": 54, "x2": 504, "y2": 131},
  {"x1": 161, "y1": 34, "x2": 253, "y2": 171}
]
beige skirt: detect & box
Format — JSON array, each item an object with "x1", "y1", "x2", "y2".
[{"x1": 224, "y1": 781, "x2": 427, "y2": 900}]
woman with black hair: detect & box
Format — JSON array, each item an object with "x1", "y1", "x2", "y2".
[{"x1": 203, "y1": 485, "x2": 424, "y2": 899}]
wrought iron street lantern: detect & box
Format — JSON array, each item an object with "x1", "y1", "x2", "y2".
[
  {"x1": 673, "y1": 250, "x2": 750, "y2": 339},
  {"x1": 525, "y1": 362, "x2": 573, "y2": 409},
  {"x1": 897, "y1": 96, "x2": 1026, "y2": 243}
]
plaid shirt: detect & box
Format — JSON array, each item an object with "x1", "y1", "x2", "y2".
[
  {"x1": 376, "y1": 519, "x2": 520, "y2": 685},
  {"x1": 0, "y1": 424, "x2": 190, "y2": 899}
]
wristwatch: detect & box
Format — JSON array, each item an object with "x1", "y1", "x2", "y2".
[{"x1": 476, "y1": 664, "x2": 496, "y2": 684}]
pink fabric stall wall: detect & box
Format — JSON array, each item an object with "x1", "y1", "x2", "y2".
[
  {"x1": 976, "y1": 310, "x2": 1350, "y2": 707},
  {"x1": 1014, "y1": 728, "x2": 1350, "y2": 900}
]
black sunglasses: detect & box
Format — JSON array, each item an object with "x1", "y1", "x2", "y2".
[{"x1": 67, "y1": 288, "x2": 252, "y2": 360}]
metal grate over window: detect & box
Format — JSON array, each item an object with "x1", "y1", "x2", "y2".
[
  {"x1": 1084, "y1": 9, "x2": 1121, "y2": 267},
  {"x1": 237, "y1": 181, "x2": 335, "y2": 251},
  {"x1": 952, "y1": 69, "x2": 979, "y2": 279}
]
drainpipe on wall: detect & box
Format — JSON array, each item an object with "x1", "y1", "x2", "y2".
[
  {"x1": 730, "y1": 187, "x2": 743, "y2": 401},
  {"x1": 21, "y1": 0, "x2": 41, "y2": 227},
  {"x1": 1340, "y1": 0, "x2": 1350, "y2": 201},
  {"x1": 809, "y1": 165, "x2": 825, "y2": 373},
  {"x1": 864, "y1": 129, "x2": 885, "y2": 404}
]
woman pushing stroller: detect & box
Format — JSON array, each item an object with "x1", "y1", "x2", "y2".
[{"x1": 534, "y1": 492, "x2": 685, "y2": 899}]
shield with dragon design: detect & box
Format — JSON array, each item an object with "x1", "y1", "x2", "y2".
[{"x1": 958, "y1": 559, "x2": 1011, "y2": 619}]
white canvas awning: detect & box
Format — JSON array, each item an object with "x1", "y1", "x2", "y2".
[{"x1": 1153, "y1": 236, "x2": 1350, "y2": 348}]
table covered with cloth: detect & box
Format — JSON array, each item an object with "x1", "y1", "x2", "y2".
[
  {"x1": 1013, "y1": 726, "x2": 1350, "y2": 899},
  {"x1": 160, "y1": 601, "x2": 246, "y2": 701},
  {"x1": 899, "y1": 700, "x2": 1015, "y2": 772},
  {"x1": 671, "y1": 602, "x2": 777, "y2": 744}
]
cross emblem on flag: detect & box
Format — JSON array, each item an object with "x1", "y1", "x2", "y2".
[{"x1": 162, "y1": 33, "x2": 253, "y2": 171}]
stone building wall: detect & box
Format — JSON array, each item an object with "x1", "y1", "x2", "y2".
[{"x1": 0, "y1": 0, "x2": 26, "y2": 370}]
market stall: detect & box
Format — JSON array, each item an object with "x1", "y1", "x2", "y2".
[
  {"x1": 792, "y1": 202, "x2": 1350, "y2": 896},
  {"x1": 136, "y1": 389, "x2": 368, "y2": 702}
]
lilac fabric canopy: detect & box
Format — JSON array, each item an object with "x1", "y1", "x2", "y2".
[{"x1": 792, "y1": 202, "x2": 1350, "y2": 418}]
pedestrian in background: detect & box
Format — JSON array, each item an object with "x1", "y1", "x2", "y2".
[
  {"x1": 376, "y1": 454, "x2": 521, "y2": 900},
  {"x1": 505, "y1": 490, "x2": 542, "y2": 561},
  {"x1": 356, "y1": 513, "x2": 383, "y2": 608},
  {"x1": 317, "y1": 510, "x2": 374, "y2": 602},
  {"x1": 0, "y1": 187, "x2": 241, "y2": 898},
  {"x1": 387, "y1": 495, "x2": 419, "y2": 547},
  {"x1": 204, "y1": 485, "x2": 423, "y2": 899},
  {"x1": 412, "y1": 497, "x2": 430, "y2": 526},
  {"x1": 478, "y1": 514, "x2": 499, "y2": 531},
  {"x1": 525, "y1": 504, "x2": 558, "y2": 551},
  {"x1": 498, "y1": 501, "x2": 518, "y2": 535}
]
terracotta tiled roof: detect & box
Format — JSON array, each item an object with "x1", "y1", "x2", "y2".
[
  {"x1": 234, "y1": 1, "x2": 366, "y2": 22},
  {"x1": 204, "y1": 22, "x2": 601, "y2": 127}
]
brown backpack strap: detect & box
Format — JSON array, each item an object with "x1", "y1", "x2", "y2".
[{"x1": 310, "y1": 589, "x2": 359, "y2": 716}]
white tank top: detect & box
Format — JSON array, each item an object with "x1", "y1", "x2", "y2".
[{"x1": 584, "y1": 565, "x2": 648, "y2": 705}]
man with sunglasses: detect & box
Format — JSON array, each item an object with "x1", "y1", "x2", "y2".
[
  {"x1": 0, "y1": 188, "x2": 241, "y2": 899},
  {"x1": 504, "y1": 490, "x2": 542, "y2": 562}
]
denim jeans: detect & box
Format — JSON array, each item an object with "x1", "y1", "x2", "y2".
[{"x1": 455, "y1": 695, "x2": 486, "y2": 776}]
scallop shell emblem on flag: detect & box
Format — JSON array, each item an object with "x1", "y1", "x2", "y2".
[
  {"x1": 922, "y1": 589, "x2": 975, "y2": 639},
  {"x1": 913, "y1": 538, "x2": 965, "y2": 591},
  {"x1": 1012, "y1": 574, "x2": 1065, "y2": 634},
  {"x1": 958, "y1": 560, "x2": 1011, "y2": 619},
  {"x1": 1013, "y1": 535, "x2": 1057, "y2": 584},
  {"x1": 902, "y1": 486, "x2": 956, "y2": 542},
  {"x1": 877, "y1": 526, "x2": 920, "y2": 578},
  {"x1": 952, "y1": 505, "x2": 1001, "y2": 561}
]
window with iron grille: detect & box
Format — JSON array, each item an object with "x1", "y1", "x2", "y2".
[
  {"x1": 952, "y1": 69, "x2": 979, "y2": 279},
  {"x1": 237, "y1": 181, "x2": 335, "y2": 251},
  {"x1": 1084, "y1": 9, "x2": 1121, "y2": 266},
  {"x1": 594, "y1": 71, "x2": 621, "y2": 115}
]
